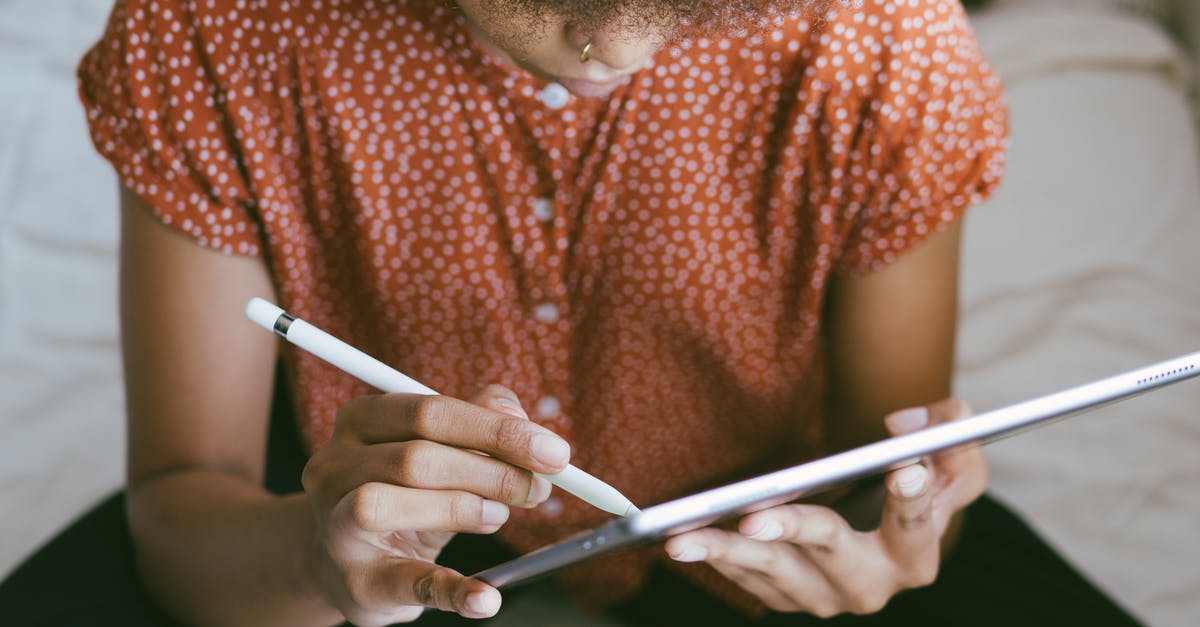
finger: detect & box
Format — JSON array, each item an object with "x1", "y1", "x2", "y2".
[
  {"x1": 738, "y1": 504, "x2": 854, "y2": 563},
  {"x1": 665, "y1": 527, "x2": 729, "y2": 563},
  {"x1": 704, "y1": 560, "x2": 805, "y2": 613},
  {"x1": 738, "y1": 503, "x2": 876, "y2": 604},
  {"x1": 334, "y1": 483, "x2": 510, "y2": 534},
  {"x1": 668, "y1": 528, "x2": 826, "y2": 585},
  {"x1": 463, "y1": 386, "x2": 553, "y2": 502},
  {"x1": 884, "y1": 400, "x2": 987, "y2": 515},
  {"x1": 882, "y1": 406, "x2": 935, "y2": 475},
  {"x1": 927, "y1": 397, "x2": 972, "y2": 425},
  {"x1": 741, "y1": 504, "x2": 916, "y2": 616},
  {"x1": 469, "y1": 384, "x2": 530, "y2": 420},
  {"x1": 324, "y1": 440, "x2": 552, "y2": 508},
  {"x1": 884, "y1": 406, "x2": 930, "y2": 437},
  {"x1": 468, "y1": 387, "x2": 555, "y2": 499},
  {"x1": 885, "y1": 398, "x2": 974, "y2": 435},
  {"x1": 667, "y1": 529, "x2": 840, "y2": 615},
  {"x1": 341, "y1": 393, "x2": 571, "y2": 474},
  {"x1": 879, "y1": 464, "x2": 939, "y2": 580},
  {"x1": 929, "y1": 442, "x2": 988, "y2": 518},
  {"x1": 372, "y1": 560, "x2": 501, "y2": 619},
  {"x1": 923, "y1": 400, "x2": 988, "y2": 513}
]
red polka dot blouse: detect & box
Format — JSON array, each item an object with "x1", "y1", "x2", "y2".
[{"x1": 79, "y1": 0, "x2": 1007, "y2": 612}]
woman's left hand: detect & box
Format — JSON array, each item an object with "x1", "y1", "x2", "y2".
[{"x1": 664, "y1": 398, "x2": 988, "y2": 618}]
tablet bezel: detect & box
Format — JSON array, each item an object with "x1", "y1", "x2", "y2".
[{"x1": 474, "y1": 350, "x2": 1200, "y2": 588}]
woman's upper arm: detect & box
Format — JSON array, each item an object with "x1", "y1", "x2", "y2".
[
  {"x1": 822, "y1": 220, "x2": 963, "y2": 450},
  {"x1": 119, "y1": 186, "x2": 279, "y2": 490}
]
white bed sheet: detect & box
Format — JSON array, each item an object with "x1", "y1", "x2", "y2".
[
  {"x1": 0, "y1": 0, "x2": 126, "y2": 576},
  {"x1": 0, "y1": 1, "x2": 1197, "y2": 625},
  {"x1": 962, "y1": 4, "x2": 1200, "y2": 626}
]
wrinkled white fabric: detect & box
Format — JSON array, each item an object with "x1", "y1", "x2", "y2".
[
  {"x1": 972, "y1": 1, "x2": 1188, "y2": 87},
  {"x1": 959, "y1": 5, "x2": 1200, "y2": 626},
  {"x1": 0, "y1": 0, "x2": 125, "y2": 578}
]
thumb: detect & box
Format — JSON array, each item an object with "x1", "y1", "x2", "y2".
[
  {"x1": 379, "y1": 560, "x2": 502, "y2": 619},
  {"x1": 879, "y1": 463, "x2": 939, "y2": 582},
  {"x1": 470, "y1": 384, "x2": 529, "y2": 420}
]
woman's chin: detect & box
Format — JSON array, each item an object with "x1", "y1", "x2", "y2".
[{"x1": 555, "y1": 75, "x2": 631, "y2": 98}]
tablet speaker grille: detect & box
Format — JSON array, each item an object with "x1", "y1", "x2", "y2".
[{"x1": 1136, "y1": 362, "x2": 1197, "y2": 386}]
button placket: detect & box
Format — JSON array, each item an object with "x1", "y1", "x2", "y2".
[
  {"x1": 535, "y1": 395, "x2": 562, "y2": 419},
  {"x1": 533, "y1": 302, "x2": 560, "y2": 323},
  {"x1": 500, "y1": 82, "x2": 576, "y2": 444},
  {"x1": 531, "y1": 197, "x2": 554, "y2": 223},
  {"x1": 538, "y1": 83, "x2": 570, "y2": 109},
  {"x1": 526, "y1": 283, "x2": 571, "y2": 440},
  {"x1": 540, "y1": 495, "x2": 564, "y2": 516}
]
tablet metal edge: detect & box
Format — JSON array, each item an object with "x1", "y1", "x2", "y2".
[{"x1": 473, "y1": 350, "x2": 1200, "y2": 590}]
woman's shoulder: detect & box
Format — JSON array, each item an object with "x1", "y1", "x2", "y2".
[
  {"x1": 93, "y1": 0, "x2": 450, "y2": 77},
  {"x1": 759, "y1": 0, "x2": 995, "y2": 91},
  {"x1": 752, "y1": 0, "x2": 1004, "y2": 142},
  {"x1": 662, "y1": 0, "x2": 1000, "y2": 134}
]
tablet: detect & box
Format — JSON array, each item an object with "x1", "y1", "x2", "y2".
[{"x1": 473, "y1": 349, "x2": 1200, "y2": 588}]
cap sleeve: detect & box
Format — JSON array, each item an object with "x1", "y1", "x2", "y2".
[
  {"x1": 832, "y1": 0, "x2": 1009, "y2": 275},
  {"x1": 78, "y1": 0, "x2": 262, "y2": 256}
]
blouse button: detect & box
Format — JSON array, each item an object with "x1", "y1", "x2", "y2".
[
  {"x1": 535, "y1": 395, "x2": 561, "y2": 419},
  {"x1": 532, "y1": 197, "x2": 554, "y2": 222},
  {"x1": 534, "y1": 302, "x2": 560, "y2": 323},
  {"x1": 539, "y1": 83, "x2": 569, "y2": 109},
  {"x1": 540, "y1": 496, "x2": 564, "y2": 516}
]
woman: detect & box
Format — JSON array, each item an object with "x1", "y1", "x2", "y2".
[{"x1": 0, "y1": 0, "x2": 1144, "y2": 625}]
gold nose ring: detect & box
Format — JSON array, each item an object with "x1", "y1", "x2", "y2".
[{"x1": 580, "y1": 39, "x2": 593, "y2": 64}]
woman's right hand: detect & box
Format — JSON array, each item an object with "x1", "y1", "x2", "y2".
[{"x1": 300, "y1": 384, "x2": 568, "y2": 626}]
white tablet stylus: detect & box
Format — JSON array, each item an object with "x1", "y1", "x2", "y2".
[{"x1": 245, "y1": 297, "x2": 640, "y2": 518}]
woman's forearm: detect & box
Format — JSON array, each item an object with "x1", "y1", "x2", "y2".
[{"x1": 127, "y1": 470, "x2": 343, "y2": 627}]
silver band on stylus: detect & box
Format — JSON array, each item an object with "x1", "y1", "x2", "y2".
[{"x1": 272, "y1": 312, "x2": 295, "y2": 337}]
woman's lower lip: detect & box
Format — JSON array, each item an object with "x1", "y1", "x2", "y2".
[{"x1": 555, "y1": 75, "x2": 630, "y2": 98}]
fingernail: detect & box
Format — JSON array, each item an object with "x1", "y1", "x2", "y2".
[
  {"x1": 886, "y1": 407, "x2": 929, "y2": 435},
  {"x1": 531, "y1": 434, "x2": 570, "y2": 468},
  {"x1": 527, "y1": 475, "x2": 552, "y2": 504},
  {"x1": 465, "y1": 588, "x2": 501, "y2": 615},
  {"x1": 895, "y1": 464, "x2": 929, "y2": 498},
  {"x1": 493, "y1": 396, "x2": 529, "y2": 419},
  {"x1": 669, "y1": 544, "x2": 708, "y2": 562},
  {"x1": 748, "y1": 520, "x2": 783, "y2": 542},
  {"x1": 481, "y1": 500, "x2": 509, "y2": 526}
]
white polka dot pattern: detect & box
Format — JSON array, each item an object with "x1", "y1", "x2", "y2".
[{"x1": 78, "y1": 0, "x2": 1007, "y2": 612}]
